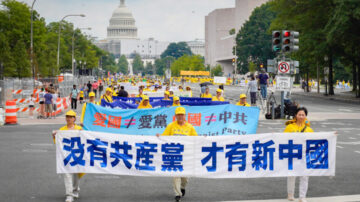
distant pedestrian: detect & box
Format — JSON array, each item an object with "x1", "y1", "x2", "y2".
[
  {"x1": 51, "y1": 89, "x2": 58, "y2": 119},
  {"x1": 38, "y1": 88, "x2": 45, "y2": 118},
  {"x1": 257, "y1": 69, "x2": 269, "y2": 99},
  {"x1": 98, "y1": 82, "x2": 104, "y2": 96},
  {"x1": 248, "y1": 75, "x2": 257, "y2": 105},
  {"x1": 70, "y1": 85, "x2": 79, "y2": 110},
  {"x1": 92, "y1": 81, "x2": 98, "y2": 98},
  {"x1": 44, "y1": 89, "x2": 53, "y2": 119},
  {"x1": 86, "y1": 81, "x2": 92, "y2": 99},
  {"x1": 28, "y1": 94, "x2": 36, "y2": 119}
]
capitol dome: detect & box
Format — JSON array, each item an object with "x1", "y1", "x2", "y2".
[{"x1": 107, "y1": 0, "x2": 138, "y2": 39}]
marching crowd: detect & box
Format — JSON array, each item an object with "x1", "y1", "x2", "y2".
[{"x1": 50, "y1": 74, "x2": 312, "y2": 202}]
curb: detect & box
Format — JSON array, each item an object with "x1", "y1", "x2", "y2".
[{"x1": 292, "y1": 92, "x2": 360, "y2": 104}]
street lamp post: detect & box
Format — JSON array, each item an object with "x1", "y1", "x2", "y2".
[
  {"x1": 56, "y1": 14, "x2": 85, "y2": 76},
  {"x1": 30, "y1": 0, "x2": 37, "y2": 87},
  {"x1": 72, "y1": 27, "x2": 91, "y2": 76}
]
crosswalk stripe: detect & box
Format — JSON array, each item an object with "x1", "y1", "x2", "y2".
[{"x1": 221, "y1": 194, "x2": 360, "y2": 202}]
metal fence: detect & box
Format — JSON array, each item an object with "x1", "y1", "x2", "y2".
[{"x1": 0, "y1": 75, "x2": 95, "y2": 117}]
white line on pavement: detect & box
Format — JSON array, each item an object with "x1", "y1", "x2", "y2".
[
  {"x1": 221, "y1": 194, "x2": 360, "y2": 202},
  {"x1": 336, "y1": 146, "x2": 343, "y2": 149},
  {"x1": 355, "y1": 151, "x2": 360, "y2": 154},
  {"x1": 349, "y1": 137, "x2": 357, "y2": 140}
]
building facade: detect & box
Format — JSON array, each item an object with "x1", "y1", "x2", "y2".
[
  {"x1": 205, "y1": 0, "x2": 268, "y2": 77},
  {"x1": 95, "y1": 0, "x2": 169, "y2": 59},
  {"x1": 186, "y1": 39, "x2": 205, "y2": 56}
]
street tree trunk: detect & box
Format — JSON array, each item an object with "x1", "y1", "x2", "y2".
[
  {"x1": 352, "y1": 62, "x2": 357, "y2": 92},
  {"x1": 329, "y1": 52, "x2": 334, "y2": 95},
  {"x1": 357, "y1": 63, "x2": 360, "y2": 98}
]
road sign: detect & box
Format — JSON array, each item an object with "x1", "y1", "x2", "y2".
[
  {"x1": 276, "y1": 76, "x2": 292, "y2": 91},
  {"x1": 278, "y1": 61, "x2": 290, "y2": 74}
]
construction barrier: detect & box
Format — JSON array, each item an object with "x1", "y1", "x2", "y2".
[{"x1": 5, "y1": 100, "x2": 17, "y2": 124}]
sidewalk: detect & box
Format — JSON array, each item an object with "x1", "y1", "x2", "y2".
[{"x1": 291, "y1": 87, "x2": 360, "y2": 104}]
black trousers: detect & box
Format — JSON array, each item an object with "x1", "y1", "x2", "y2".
[
  {"x1": 71, "y1": 98, "x2": 77, "y2": 109},
  {"x1": 250, "y1": 92, "x2": 257, "y2": 104}
]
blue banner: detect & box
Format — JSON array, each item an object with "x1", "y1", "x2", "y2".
[
  {"x1": 83, "y1": 103, "x2": 260, "y2": 136},
  {"x1": 101, "y1": 99, "x2": 230, "y2": 109}
]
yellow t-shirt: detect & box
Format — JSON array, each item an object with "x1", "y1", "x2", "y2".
[
  {"x1": 81, "y1": 101, "x2": 99, "y2": 123},
  {"x1": 201, "y1": 93, "x2": 212, "y2": 98},
  {"x1": 236, "y1": 102, "x2": 251, "y2": 107},
  {"x1": 172, "y1": 103, "x2": 181, "y2": 107},
  {"x1": 79, "y1": 91, "x2": 84, "y2": 98},
  {"x1": 58, "y1": 124, "x2": 84, "y2": 178},
  {"x1": 162, "y1": 121, "x2": 198, "y2": 136},
  {"x1": 100, "y1": 94, "x2": 113, "y2": 104},
  {"x1": 136, "y1": 94, "x2": 144, "y2": 98},
  {"x1": 284, "y1": 123, "x2": 314, "y2": 133},
  {"x1": 212, "y1": 96, "x2": 225, "y2": 101},
  {"x1": 137, "y1": 100, "x2": 152, "y2": 109}
]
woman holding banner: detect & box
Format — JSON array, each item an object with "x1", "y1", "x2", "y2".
[
  {"x1": 100, "y1": 88, "x2": 113, "y2": 105},
  {"x1": 52, "y1": 110, "x2": 84, "y2": 202},
  {"x1": 201, "y1": 87, "x2": 212, "y2": 98},
  {"x1": 284, "y1": 107, "x2": 313, "y2": 202},
  {"x1": 172, "y1": 96, "x2": 181, "y2": 106},
  {"x1": 137, "y1": 96, "x2": 152, "y2": 109},
  {"x1": 212, "y1": 89, "x2": 225, "y2": 101}
]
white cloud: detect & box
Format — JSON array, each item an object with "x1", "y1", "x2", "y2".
[{"x1": 21, "y1": 0, "x2": 234, "y2": 42}]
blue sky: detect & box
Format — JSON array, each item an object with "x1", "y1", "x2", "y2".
[{"x1": 21, "y1": 0, "x2": 234, "y2": 42}]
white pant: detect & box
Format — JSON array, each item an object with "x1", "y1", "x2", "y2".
[
  {"x1": 173, "y1": 177, "x2": 188, "y2": 196},
  {"x1": 287, "y1": 176, "x2": 309, "y2": 198},
  {"x1": 64, "y1": 174, "x2": 80, "y2": 198}
]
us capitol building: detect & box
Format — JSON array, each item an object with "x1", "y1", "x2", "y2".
[{"x1": 95, "y1": 0, "x2": 169, "y2": 59}]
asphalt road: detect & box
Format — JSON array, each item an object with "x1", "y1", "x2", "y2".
[{"x1": 0, "y1": 85, "x2": 359, "y2": 202}]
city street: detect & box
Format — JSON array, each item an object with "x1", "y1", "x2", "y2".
[{"x1": 1, "y1": 87, "x2": 359, "y2": 202}]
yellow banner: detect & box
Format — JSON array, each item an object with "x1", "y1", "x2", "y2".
[{"x1": 180, "y1": 71, "x2": 210, "y2": 76}]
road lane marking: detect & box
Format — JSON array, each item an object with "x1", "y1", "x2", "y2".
[
  {"x1": 22, "y1": 149, "x2": 48, "y2": 153},
  {"x1": 355, "y1": 151, "x2": 360, "y2": 154},
  {"x1": 336, "y1": 146, "x2": 343, "y2": 149}
]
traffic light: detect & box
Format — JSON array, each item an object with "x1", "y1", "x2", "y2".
[
  {"x1": 290, "y1": 31, "x2": 299, "y2": 51},
  {"x1": 282, "y1": 30, "x2": 291, "y2": 52},
  {"x1": 272, "y1": 31, "x2": 281, "y2": 52}
]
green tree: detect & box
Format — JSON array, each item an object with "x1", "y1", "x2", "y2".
[
  {"x1": 118, "y1": 55, "x2": 128, "y2": 74},
  {"x1": 161, "y1": 42, "x2": 192, "y2": 59},
  {"x1": 170, "y1": 55, "x2": 205, "y2": 76},
  {"x1": 211, "y1": 65, "x2": 223, "y2": 76},
  {"x1": 154, "y1": 58, "x2": 166, "y2": 76},
  {"x1": 324, "y1": 0, "x2": 360, "y2": 97},
  {"x1": 248, "y1": 61, "x2": 256, "y2": 73},
  {"x1": 235, "y1": 2, "x2": 277, "y2": 74},
  {"x1": 13, "y1": 40, "x2": 31, "y2": 77},
  {"x1": 132, "y1": 54, "x2": 144, "y2": 75},
  {"x1": 144, "y1": 62, "x2": 154, "y2": 75}
]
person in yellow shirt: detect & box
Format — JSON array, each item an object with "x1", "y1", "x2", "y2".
[
  {"x1": 137, "y1": 96, "x2": 152, "y2": 109},
  {"x1": 178, "y1": 86, "x2": 184, "y2": 92},
  {"x1": 212, "y1": 89, "x2": 225, "y2": 101},
  {"x1": 79, "y1": 90, "x2": 84, "y2": 104},
  {"x1": 156, "y1": 107, "x2": 197, "y2": 202},
  {"x1": 100, "y1": 88, "x2": 113, "y2": 105},
  {"x1": 136, "y1": 88, "x2": 145, "y2": 98},
  {"x1": 284, "y1": 107, "x2": 313, "y2": 202},
  {"x1": 152, "y1": 85, "x2": 159, "y2": 92},
  {"x1": 185, "y1": 86, "x2": 192, "y2": 97},
  {"x1": 201, "y1": 87, "x2": 212, "y2": 98},
  {"x1": 80, "y1": 92, "x2": 99, "y2": 126},
  {"x1": 236, "y1": 94, "x2": 251, "y2": 107},
  {"x1": 52, "y1": 110, "x2": 83, "y2": 202},
  {"x1": 169, "y1": 90, "x2": 174, "y2": 98},
  {"x1": 172, "y1": 96, "x2": 181, "y2": 106},
  {"x1": 144, "y1": 85, "x2": 151, "y2": 91},
  {"x1": 163, "y1": 91, "x2": 171, "y2": 100}
]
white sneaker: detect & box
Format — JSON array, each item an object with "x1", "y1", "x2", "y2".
[
  {"x1": 65, "y1": 196, "x2": 74, "y2": 202},
  {"x1": 299, "y1": 198, "x2": 307, "y2": 202},
  {"x1": 287, "y1": 194, "x2": 295, "y2": 201}
]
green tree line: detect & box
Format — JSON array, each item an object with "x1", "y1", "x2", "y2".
[{"x1": 0, "y1": 0, "x2": 114, "y2": 78}]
